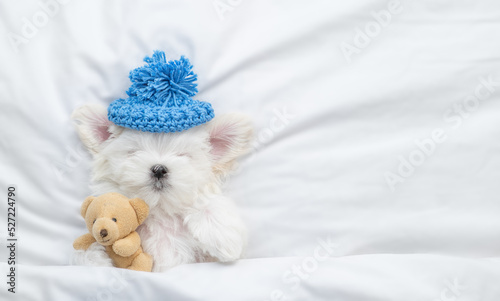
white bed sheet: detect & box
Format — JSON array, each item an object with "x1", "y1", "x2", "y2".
[{"x1": 1, "y1": 0, "x2": 500, "y2": 300}]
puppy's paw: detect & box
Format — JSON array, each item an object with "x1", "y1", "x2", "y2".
[
  {"x1": 70, "y1": 242, "x2": 114, "y2": 267},
  {"x1": 186, "y1": 209, "x2": 246, "y2": 262},
  {"x1": 207, "y1": 228, "x2": 245, "y2": 262}
]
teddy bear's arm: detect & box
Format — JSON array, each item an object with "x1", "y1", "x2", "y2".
[
  {"x1": 73, "y1": 233, "x2": 97, "y2": 250},
  {"x1": 112, "y1": 231, "x2": 141, "y2": 257}
]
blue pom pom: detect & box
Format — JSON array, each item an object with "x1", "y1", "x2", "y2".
[{"x1": 126, "y1": 50, "x2": 198, "y2": 106}]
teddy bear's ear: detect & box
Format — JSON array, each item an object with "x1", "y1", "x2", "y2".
[
  {"x1": 129, "y1": 198, "x2": 149, "y2": 224},
  {"x1": 80, "y1": 196, "x2": 95, "y2": 218}
]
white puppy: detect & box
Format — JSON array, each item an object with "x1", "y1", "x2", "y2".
[{"x1": 71, "y1": 104, "x2": 252, "y2": 272}]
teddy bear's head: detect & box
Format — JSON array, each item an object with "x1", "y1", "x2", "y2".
[{"x1": 81, "y1": 192, "x2": 149, "y2": 246}]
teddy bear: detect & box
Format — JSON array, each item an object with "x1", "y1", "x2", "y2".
[{"x1": 73, "y1": 192, "x2": 153, "y2": 272}]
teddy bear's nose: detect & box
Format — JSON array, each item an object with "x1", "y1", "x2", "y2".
[
  {"x1": 151, "y1": 164, "x2": 168, "y2": 179},
  {"x1": 100, "y1": 229, "x2": 108, "y2": 238}
]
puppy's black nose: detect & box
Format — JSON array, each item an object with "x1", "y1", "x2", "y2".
[
  {"x1": 100, "y1": 229, "x2": 108, "y2": 238},
  {"x1": 151, "y1": 164, "x2": 168, "y2": 179}
]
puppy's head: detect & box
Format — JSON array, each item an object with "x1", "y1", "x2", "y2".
[{"x1": 72, "y1": 104, "x2": 252, "y2": 212}]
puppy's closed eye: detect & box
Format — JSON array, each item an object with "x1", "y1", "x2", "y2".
[
  {"x1": 127, "y1": 149, "x2": 139, "y2": 156},
  {"x1": 177, "y1": 153, "x2": 191, "y2": 158}
]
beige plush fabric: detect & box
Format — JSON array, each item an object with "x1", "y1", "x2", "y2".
[{"x1": 73, "y1": 193, "x2": 152, "y2": 272}]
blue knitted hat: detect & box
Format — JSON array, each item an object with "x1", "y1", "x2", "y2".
[{"x1": 108, "y1": 51, "x2": 214, "y2": 133}]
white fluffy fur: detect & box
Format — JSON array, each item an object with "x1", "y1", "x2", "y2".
[
  {"x1": 71, "y1": 104, "x2": 252, "y2": 272},
  {"x1": 70, "y1": 242, "x2": 114, "y2": 267}
]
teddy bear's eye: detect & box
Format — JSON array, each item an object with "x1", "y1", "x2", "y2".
[
  {"x1": 93, "y1": 219, "x2": 96, "y2": 224},
  {"x1": 112, "y1": 218, "x2": 117, "y2": 222}
]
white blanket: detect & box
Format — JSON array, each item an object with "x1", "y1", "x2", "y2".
[{"x1": 1, "y1": 0, "x2": 500, "y2": 300}]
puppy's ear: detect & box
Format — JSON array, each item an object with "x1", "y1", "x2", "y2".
[
  {"x1": 71, "y1": 104, "x2": 123, "y2": 154},
  {"x1": 80, "y1": 196, "x2": 95, "y2": 218},
  {"x1": 129, "y1": 198, "x2": 149, "y2": 225},
  {"x1": 206, "y1": 113, "x2": 253, "y2": 174}
]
